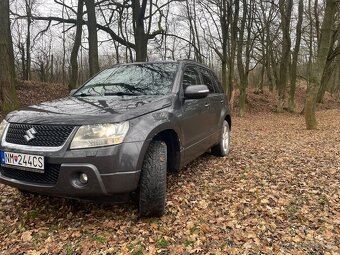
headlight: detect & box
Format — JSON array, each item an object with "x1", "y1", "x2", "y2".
[
  {"x1": 0, "y1": 119, "x2": 8, "y2": 140},
  {"x1": 70, "y1": 122, "x2": 129, "y2": 149}
]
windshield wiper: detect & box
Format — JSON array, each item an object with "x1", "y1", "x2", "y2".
[
  {"x1": 104, "y1": 92, "x2": 143, "y2": 96},
  {"x1": 86, "y1": 83, "x2": 146, "y2": 93},
  {"x1": 76, "y1": 82, "x2": 148, "y2": 97}
]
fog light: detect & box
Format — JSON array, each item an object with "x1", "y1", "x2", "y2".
[{"x1": 79, "y1": 173, "x2": 88, "y2": 184}]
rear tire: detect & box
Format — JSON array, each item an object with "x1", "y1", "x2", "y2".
[
  {"x1": 211, "y1": 120, "x2": 230, "y2": 157},
  {"x1": 138, "y1": 140, "x2": 167, "y2": 218}
]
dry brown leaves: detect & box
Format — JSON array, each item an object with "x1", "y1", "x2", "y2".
[
  {"x1": 0, "y1": 81, "x2": 67, "y2": 120},
  {"x1": 232, "y1": 82, "x2": 340, "y2": 114},
  {"x1": 0, "y1": 109, "x2": 339, "y2": 254},
  {"x1": 0, "y1": 82, "x2": 339, "y2": 254},
  {"x1": 16, "y1": 81, "x2": 69, "y2": 107}
]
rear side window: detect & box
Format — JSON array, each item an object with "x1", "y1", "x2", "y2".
[
  {"x1": 209, "y1": 71, "x2": 224, "y2": 93},
  {"x1": 200, "y1": 68, "x2": 216, "y2": 93},
  {"x1": 182, "y1": 66, "x2": 201, "y2": 90}
]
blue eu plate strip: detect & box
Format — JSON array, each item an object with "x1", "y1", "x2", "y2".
[{"x1": 0, "y1": 151, "x2": 5, "y2": 164}]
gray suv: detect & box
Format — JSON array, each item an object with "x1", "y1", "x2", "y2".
[{"x1": 0, "y1": 60, "x2": 231, "y2": 217}]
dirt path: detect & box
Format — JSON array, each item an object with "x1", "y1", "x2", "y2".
[{"x1": 0, "y1": 110, "x2": 339, "y2": 254}]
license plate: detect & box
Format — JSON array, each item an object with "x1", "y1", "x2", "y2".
[{"x1": 0, "y1": 151, "x2": 44, "y2": 173}]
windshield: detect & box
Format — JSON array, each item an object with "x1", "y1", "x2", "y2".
[{"x1": 74, "y1": 63, "x2": 178, "y2": 97}]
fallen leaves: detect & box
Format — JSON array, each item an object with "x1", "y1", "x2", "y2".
[
  {"x1": 0, "y1": 83, "x2": 340, "y2": 254},
  {"x1": 16, "y1": 81, "x2": 69, "y2": 108},
  {"x1": 21, "y1": 231, "x2": 33, "y2": 242}
]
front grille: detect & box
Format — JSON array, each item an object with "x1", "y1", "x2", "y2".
[
  {"x1": 5, "y1": 124, "x2": 74, "y2": 147},
  {"x1": 0, "y1": 165, "x2": 60, "y2": 185}
]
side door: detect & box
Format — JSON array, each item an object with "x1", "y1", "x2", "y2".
[
  {"x1": 179, "y1": 65, "x2": 212, "y2": 161},
  {"x1": 199, "y1": 67, "x2": 224, "y2": 135}
]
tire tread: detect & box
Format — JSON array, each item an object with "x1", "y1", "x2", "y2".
[{"x1": 139, "y1": 140, "x2": 167, "y2": 217}]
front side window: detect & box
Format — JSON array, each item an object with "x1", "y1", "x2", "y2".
[
  {"x1": 182, "y1": 66, "x2": 201, "y2": 90},
  {"x1": 75, "y1": 63, "x2": 178, "y2": 97}
]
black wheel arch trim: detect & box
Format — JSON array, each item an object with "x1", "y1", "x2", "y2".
[{"x1": 136, "y1": 122, "x2": 182, "y2": 172}]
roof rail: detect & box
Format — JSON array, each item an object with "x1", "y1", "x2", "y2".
[{"x1": 178, "y1": 59, "x2": 199, "y2": 63}]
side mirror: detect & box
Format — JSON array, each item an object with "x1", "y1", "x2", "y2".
[
  {"x1": 184, "y1": 85, "x2": 209, "y2": 99},
  {"x1": 69, "y1": 89, "x2": 77, "y2": 96}
]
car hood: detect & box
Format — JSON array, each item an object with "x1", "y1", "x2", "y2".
[{"x1": 6, "y1": 95, "x2": 173, "y2": 125}]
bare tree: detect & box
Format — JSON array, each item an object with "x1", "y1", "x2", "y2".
[
  {"x1": 277, "y1": 0, "x2": 293, "y2": 112},
  {"x1": 258, "y1": 1, "x2": 279, "y2": 92},
  {"x1": 24, "y1": 0, "x2": 33, "y2": 80},
  {"x1": 69, "y1": 0, "x2": 84, "y2": 89},
  {"x1": 198, "y1": 0, "x2": 236, "y2": 101},
  {"x1": 237, "y1": 0, "x2": 255, "y2": 117},
  {"x1": 85, "y1": 0, "x2": 99, "y2": 75},
  {"x1": 185, "y1": 0, "x2": 203, "y2": 62},
  {"x1": 5, "y1": 0, "x2": 339, "y2": 128},
  {"x1": 288, "y1": 0, "x2": 304, "y2": 112},
  {"x1": 305, "y1": 0, "x2": 337, "y2": 129},
  {"x1": 0, "y1": 0, "x2": 19, "y2": 112},
  {"x1": 317, "y1": 24, "x2": 340, "y2": 102}
]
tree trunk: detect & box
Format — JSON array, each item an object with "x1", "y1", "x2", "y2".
[
  {"x1": 307, "y1": 0, "x2": 314, "y2": 86},
  {"x1": 19, "y1": 43, "x2": 26, "y2": 80},
  {"x1": 192, "y1": 0, "x2": 202, "y2": 63},
  {"x1": 239, "y1": 86, "x2": 246, "y2": 117},
  {"x1": 25, "y1": 0, "x2": 32, "y2": 81},
  {"x1": 334, "y1": 62, "x2": 340, "y2": 96},
  {"x1": 50, "y1": 54, "x2": 54, "y2": 82},
  {"x1": 317, "y1": 59, "x2": 336, "y2": 102},
  {"x1": 135, "y1": 27, "x2": 148, "y2": 62},
  {"x1": 84, "y1": 0, "x2": 99, "y2": 76},
  {"x1": 277, "y1": 0, "x2": 293, "y2": 112},
  {"x1": 69, "y1": 0, "x2": 84, "y2": 89},
  {"x1": 0, "y1": 0, "x2": 19, "y2": 113},
  {"x1": 227, "y1": 0, "x2": 237, "y2": 102},
  {"x1": 305, "y1": 0, "x2": 337, "y2": 130},
  {"x1": 258, "y1": 64, "x2": 265, "y2": 94},
  {"x1": 236, "y1": 0, "x2": 247, "y2": 117},
  {"x1": 221, "y1": 60, "x2": 227, "y2": 93},
  {"x1": 265, "y1": 30, "x2": 275, "y2": 92},
  {"x1": 317, "y1": 25, "x2": 340, "y2": 103},
  {"x1": 114, "y1": 41, "x2": 120, "y2": 63},
  {"x1": 314, "y1": 0, "x2": 321, "y2": 48},
  {"x1": 62, "y1": 1, "x2": 66, "y2": 84},
  {"x1": 132, "y1": 0, "x2": 148, "y2": 62},
  {"x1": 236, "y1": 0, "x2": 253, "y2": 117},
  {"x1": 8, "y1": 18, "x2": 16, "y2": 85},
  {"x1": 260, "y1": 1, "x2": 275, "y2": 92},
  {"x1": 288, "y1": 0, "x2": 303, "y2": 112},
  {"x1": 220, "y1": 0, "x2": 228, "y2": 94}
]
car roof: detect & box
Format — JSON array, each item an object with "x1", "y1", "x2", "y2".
[{"x1": 110, "y1": 60, "x2": 211, "y2": 69}]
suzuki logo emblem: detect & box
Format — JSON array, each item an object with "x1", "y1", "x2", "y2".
[{"x1": 24, "y1": 128, "x2": 37, "y2": 142}]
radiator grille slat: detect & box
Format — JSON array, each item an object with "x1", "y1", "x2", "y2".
[{"x1": 5, "y1": 124, "x2": 74, "y2": 147}]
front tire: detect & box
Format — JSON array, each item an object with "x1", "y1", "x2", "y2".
[
  {"x1": 211, "y1": 120, "x2": 230, "y2": 157},
  {"x1": 138, "y1": 140, "x2": 167, "y2": 217}
]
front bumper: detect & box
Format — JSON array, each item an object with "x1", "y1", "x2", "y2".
[{"x1": 0, "y1": 141, "x2": 147, "y2": 198}]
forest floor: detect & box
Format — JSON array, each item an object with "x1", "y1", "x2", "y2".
[{"x1": 0, "y1": 81, "x2": 339, "y2": 254}]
